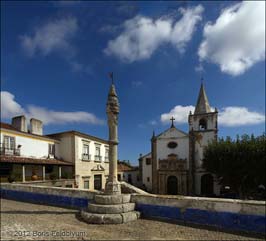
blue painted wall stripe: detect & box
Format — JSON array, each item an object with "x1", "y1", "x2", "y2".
[
  {"x1": 1, "y1": 188, "x2": 265, "y2": 234},
  {"x1": 0, "y1": 189, "x2": 90, "y2": 209},
  {"x1": 136, "y1": 203, "x2": 266, "y2": 234}
]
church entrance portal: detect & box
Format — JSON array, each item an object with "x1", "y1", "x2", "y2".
[
  {"x1": 167, "y1": 176, "x2": 178, "y2": 195},
  {"x1": 201, "y1": 174, "x2": 214, "y2": 196}
]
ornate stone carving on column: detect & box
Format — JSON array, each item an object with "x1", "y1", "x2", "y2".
[{"x1": 105, "y1": 81, "x2": 121, "y2": 195}]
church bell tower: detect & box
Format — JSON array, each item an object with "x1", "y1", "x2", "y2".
[{"x1": 188, "y1": 82, "x2": 218, "y2": 195}]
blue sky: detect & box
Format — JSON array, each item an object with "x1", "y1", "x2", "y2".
[{"x1": 1, "y1": 1, "x2": 265, "y2": 164}]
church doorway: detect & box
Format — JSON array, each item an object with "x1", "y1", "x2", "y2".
[
  {"x1": 201, "y1": 174, "x2": 214, "y2": 196},
  {"x1": 167, "y1": 176, "x2": 178, "y2": 195}
]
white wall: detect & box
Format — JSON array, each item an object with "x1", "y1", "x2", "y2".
[
  {"x1": 74, "y1": 135, "x2": 109, "y2": 190},
  {"x1": 56, "y1": 135, "x2": 73, "y2": 162},
  {"x1": 1, "y1": 130, "x2": 57, "y2": 159},
  {"x1": 194, "y1": 131, "x2": 216, "y2": 168},
  {"x1": 123, "y1": 170, "x2": 141, "y2": 187},
  {"x1": 141, "y1": 153, "x2": 152, "y2": 192}
]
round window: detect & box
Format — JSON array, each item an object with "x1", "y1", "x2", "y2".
[{"x1": 167, "y1": 142, "x2": 177, "y2": 149}]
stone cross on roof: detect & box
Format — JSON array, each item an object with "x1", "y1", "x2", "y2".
[{"x1": 170, "y1": 116, "x2": 175, "y2": 128}]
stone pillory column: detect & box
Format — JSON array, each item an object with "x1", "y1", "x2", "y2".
[
  {"x1": 80, "y1": 74, "x2": 140, "y2": 224},
  {"x1": 105, "y1": 82, "x2": 121, "y2": 195}
]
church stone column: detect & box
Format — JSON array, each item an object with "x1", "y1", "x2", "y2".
[{"x1": 105, "y1": 82, "x2": 121, "y2": 195}]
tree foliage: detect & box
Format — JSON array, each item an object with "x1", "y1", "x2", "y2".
[{"x1": 202, "y1": 133, "x2": 266, "y2": 199}]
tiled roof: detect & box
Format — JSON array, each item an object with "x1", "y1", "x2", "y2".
[
  {"x1": 0, "y1": 122, "x2": 18, "y2": 131},
  {"x1": 47, "y1": 130, "x2": 109, "y2": 144},
  {"x1": 118, "y1": 162, "x2": 138, "y2": 172},
  {"x1": 0, "y1": 122, "x2": 59, "y2": 141},
  {"x1": 0, "y1": 155, "x2": 73, "y2": 166}
]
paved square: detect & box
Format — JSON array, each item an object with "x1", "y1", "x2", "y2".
[{"x1": 0, "y1": 199, "x2": 264, "y2": 240}]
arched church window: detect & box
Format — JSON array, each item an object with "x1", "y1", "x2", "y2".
[
  {"x1": 199, "y1": 118, "x2": 207, "y2": 130},
  {"x1": 167, "y1": 142, "x2": 177, "y2": 149}
]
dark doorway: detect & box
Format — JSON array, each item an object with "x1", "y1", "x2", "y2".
[
  {"x1": 94, "y1": 174, "x2": 102, "y2": 190},
  {"x1": 201, "y1": 174, "x2": 214, "y2": 196},
  {"x1": 167, "y1": 176, "x2": 178, "y2": 195}
]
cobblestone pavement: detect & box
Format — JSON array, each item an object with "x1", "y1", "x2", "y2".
[{"x1": 0, "y1": 199, "x2": 264, "y2": 240}]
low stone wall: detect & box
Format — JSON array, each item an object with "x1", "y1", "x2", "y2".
[
  {"x1": 0, "y1": 183, "x2": 98, "y2": 209},
  {"x1": 131, "y1": 194, "x2": 266, "y2": 234},
  {"x1": 120, "y1": 181, "x2": 148, "y2": 194},
  {"x1": 20, "y1": 179, "x2": 75, "y2": 187},
  {"x1": 1, "y1": 183, "x2": 265, "y2": 234}
]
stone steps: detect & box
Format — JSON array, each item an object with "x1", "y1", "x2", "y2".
[
  {"x1": 80, "y1": 194, "x2": 140, "y2": 224},
  {"x1": 87, "y1": 202, "x2": 135, "y2": 214},
  {"x1": 94, "y1": 194, "x2": 131, "y2": 205},
  {"x1": 80, "y1": 210, "x2": 140, "y2": 224}
]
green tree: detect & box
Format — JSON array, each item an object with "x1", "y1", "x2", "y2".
[{"x1": 202, "y1": 133, "x2": 266, "y2": 199}]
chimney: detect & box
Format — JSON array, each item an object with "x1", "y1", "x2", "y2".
[
  {"x1": 12, "y1": 115, "x2": 27, "y2": 132},
  {"x1": 30, "y1": 118, "x2": 43, "y2": 135}
]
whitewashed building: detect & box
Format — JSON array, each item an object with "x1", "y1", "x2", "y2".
[
  {"x1": 48, "y1": 131, "x2": 109, "y2": 191},
  {"x1": 0, "y1": 116, "x2": 110, "y2": 191},
  {"x1": 138, "y1": 153, "x2": 152, "y2": 192},
  {"x1": 139, "y1": 84, "x2": 220, "y2": 197},
  {"x1": 0, "y1": 116, "x2": 73, "y2": 183},
  {"x1": 117, "y1": 161, "x2": 141, "y2": 188}
]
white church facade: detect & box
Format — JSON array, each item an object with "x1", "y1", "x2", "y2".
[{"x1": 139, "y1": 83, "x2": 221, "y2": 196}]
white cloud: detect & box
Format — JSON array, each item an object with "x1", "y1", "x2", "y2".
[
  {"x1": 104, "y1": 5, "x2": 203, "y2": 62},
  {"x1": 198, "y1": 1, "x2": 265, "y2": 76},
  {"x1": 161, "y1": 105, "x2": 195, "y2": 124},
  {"x1": 219, "y1": 107, "x2": 265, "y2": 127},
  {"x1": 1, "y1": 91, "x2": 103, "y2": 125},
  {"x1": 20, "y1": 17, "x2": 78, "y2": 57},
  {"x1": 1, "y1": 91, "x2": 25, "y2": 119},
  {"x1": 161, "y1": 105, "x2": 265, "y2": 127}
]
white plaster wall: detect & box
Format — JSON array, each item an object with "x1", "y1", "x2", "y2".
[
  {"x1": 74, "y1": 135, "x2": 109, "y2": 190},
  {"x1": 75, "y1": 136, "x2": 108, "y2": 162},
  {"x1": 1, "y1": 131, "x2": 56, "y2": 158},
  {"x1": 156, "y1": 137, "x2": 189, "y2": 161},
  {"x1": 156, "y1": 128, "x2": 189, "y2": 163},
  {"x1": 56, "y1": 135, "x2": 73, "y2": 162},
  {"x1": 141, "y1": 154, "x2": 152, "y2": 191},
  {"x1": 123, "y1": 170, "x2": 141, "y2": 187},
  {"x1": 195, "y1": 131, "x2": 216, "y2": 168}
]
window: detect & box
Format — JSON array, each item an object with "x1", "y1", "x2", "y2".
[
  {"x1": 48, "y1": 144, "x2": 55, "y2": 155},
  {"x1": 167, "y1": 142, "x2": 178, "y2": 149},
  {"x1": 95, "y1": 144, "x2": 101, "y2": 161},
  {"x1": 117, "y1": 174, "x2": 121, "y2": 181},
  {"x1": 3, "y1": 136, "x2": 15, "y2": 149},
  {"x1": 95, "y1": 145, "x2": 101, "y2": 155},
  {"x1": 105, "y1": 148, "x2": 109, "y2": 161},
  {"x1": 146, "y1": 158, "x2": 151, "y2": 165},
  {"x1": 82, "y1": 142, "x2": 90, "y2": 160},
  {"x1": 147, "y1": 177, "x2": 150, "y2": 182},
  {"x1": 199, "y1": 118, "x2": 207, "y2": 130},
  {"x1": 128, "y1": 174, "x2": 132, "y2": 184},
  {"x1": 84, "y1": 180, "x2": 90, "y2": 189},
  {"x1": 83, "y1": 144, "x2": 89, "y2": 154},
  {"x1": 137, "y1": 175, "x2": 140, "y2": 181}
]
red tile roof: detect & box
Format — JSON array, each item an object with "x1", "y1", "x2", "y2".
[
  {"x1": 0, "y1": 122, "x2": 59, "y2": 141},
  {"x1": 0, "y1": 155, "x2": 73, "y2": 166},
  {"x1": 0, "y1": 122, "x2": 18, "y2": 131},
  {"x1": 118, "y1": 162, "x2": 139, "y2": 172}
]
